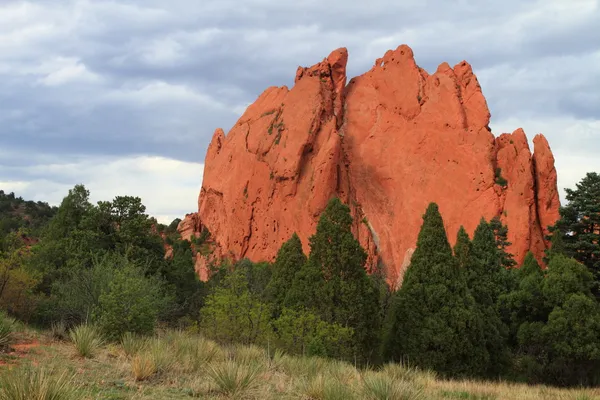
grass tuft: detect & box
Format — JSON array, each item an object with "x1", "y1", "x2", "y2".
[
  {"x1": 362, "y1": 370, "x2": 424, "y2": 400},
  {"x1": 297, "y1": 374, "x2": 356, "y2": 400},
  {"x1": 173, "y1": 335, "x2": 222, "y2": 372},
  {"x1": 147, "y1": 337, "x2": 174, "y2": 373},
  {"x1": 0, "y1": 312, "x2": 15, "y2": 350},
  {"x1": 50, "y1": 320, "x2": 68, "y2": 342},
  {"x1": 206, "y1": 359, "x2": 262, "y2": 398},
  {"x1": 230, "y1": 344, "x2": 267, "y2": 365},
  {"x1": 120, "y1": 332, "x2": 147, "y2": 358},
  {"x1": 278, "y1": 354, "x2": 328, "y2": 378},
  {"x1": 131, "y1": 353, "x2": 157, "y2": 381},
  {"x1": 69, "y1": 324, "x2": 104, "y2": 359},
  {"x1": 0, "y1": 366, "x2": 80, "y2": 400}
]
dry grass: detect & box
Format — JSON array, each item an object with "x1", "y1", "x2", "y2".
[
  {"x1": 0, "y1": 328, "x2": 598, "y2": 400},
  {"x1": 68, "y1": 324, "x2": 103, "y2": 359}
]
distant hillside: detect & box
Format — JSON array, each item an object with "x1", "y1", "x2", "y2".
[{"x1": 0, "y1": 190, "x2": 57, "y2": 246}]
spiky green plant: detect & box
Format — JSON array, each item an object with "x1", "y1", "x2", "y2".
[
  {"x1": 173, "y1": 335, "x2": 222, "y2": 372},
  {"x1": 0, "y1": 313, "x2": 14, "y2": 350},
  {"x1": 278, "y1": 355, "x2": 327, "y2": 378},
  {"x1": 0, "y1": 366, "x2": 80, "y2": 400},
  {"x1": 50, "y1": 320, "x2": 68, "y2": 342},
  {"x1": 120, "y1": 332, "x2": 147, "y2": 358},
  {"x1": 230, "y1": 344, "x2": 267, "y2": 365},
  {"x1": 324, "y1": 359, "x2": 359, "y2": 385},
  {"x1": 380, "y1": 362, "x2": 421, "y2": 383},
  {"x1": 146, "y1": 338, "x2": 174, "y2": 373},
  {"x1": 361, "y1": 371, "x2": 424, "y2": 400},
  {"x1": 206, "y1": 360, "x2": 262, "y2": 398},
  {"x1": 296, "y1": 374, "x2": 356, "y2": 400},
  {"x1": 69, "y1": 324, "x2": 104, "y2": 359}
]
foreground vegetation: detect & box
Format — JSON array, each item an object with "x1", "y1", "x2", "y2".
[
  {"x1": 0, "y1": 327, "x2": 598, "y2": 400},
  {"x1": 1, "y1": 172, "x2": 599, "y2": 389}
]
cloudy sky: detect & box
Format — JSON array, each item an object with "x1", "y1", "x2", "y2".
[{"x1": 0, "y1": 0, "x2": 599, "y2": 223}]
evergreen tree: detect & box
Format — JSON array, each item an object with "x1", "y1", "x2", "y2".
[
  {"x1": 471, "y1": 219, "x2": 511, "y2": 305},
  {"x1": 499, "y1": 252, "x2": 546, "y2": 342},
  {"x1": 160, "y1": 238, "x2": 204, "y2": 321},
  {"x1": 465, "y1": 219, "x2": 511, "y2": 376},
  {"x1": 489, "y1": 216, "x2": 516, "y2": 268},
  {"x1": 503, "y1": 254, "x2": 600, "y2": 385},
  {"x1": 382, "y1": 203, "x2": 487, "y2": 377},
  {"x1": 544, "y1": 228, "x2": 566, "y2": 263},
  {"x1": 286, "y1": 198, "x2": 381, "y2": 363},
  {"x1": 552, "y1": 172, "x2": 600, "y2": 296},
  {"x1": 266, "y1": 233, "x2": 306, "y2": 317},
  {"x1": 453, "y1": 226, "x2": 471, "y2": 269}
]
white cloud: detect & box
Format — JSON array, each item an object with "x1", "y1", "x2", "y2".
[
  {"x1": 0, "y1": 0, "x2": 598, "y2": 216},
  {"x1": 38, "y1": 57, "x2": 100, "y2": 86},
  {"x1": 0, "y1": 155, "x2": 204, "y2": 224}
]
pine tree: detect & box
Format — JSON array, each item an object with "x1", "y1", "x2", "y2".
[
  {"x1": 471, "y1": 219, "x2": 510, "y2": 305},
  {"x1": 544, "y1": 228, "x2": 566, "y2": 263},
  {"x1": 266, "y1": 233, "x2": 307, "y2": 317},
  {"x1": 382, "y1": 203, "x2": 487, "y2": 377},
  {"x1": 552, "y1": 172, "x2": 600, "y2": 296},
  {"x1": 518, "y1": 255, "x2": 600, "y2": 385},
  {"x1": 489, "y1": 216, "x2": 516, "y2": 268},
  {"x1": 466, "y1": 219, "x2": 511, "y2": 377},
  {"x1": 286, "y1": 198, "x2": 381, "y2": 363},
  {"x1": 453, "y1": 226, "x2": 471, "y2": 269},
  {"x1": 499, "y1": 252, "x2": 547, "y2": 346}
]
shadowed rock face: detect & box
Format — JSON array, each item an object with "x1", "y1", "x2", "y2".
[{"x1": 181, "y1": 45, "x2": 560, "y2": 287}]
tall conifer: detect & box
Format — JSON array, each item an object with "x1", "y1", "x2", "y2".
[{"x1": 383, "y1": 203, "x2": 487, "y2": 377}]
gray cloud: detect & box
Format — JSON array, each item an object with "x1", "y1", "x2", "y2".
[{"x1": 0, "y1": 0, "x2": 599, "y2": 217}]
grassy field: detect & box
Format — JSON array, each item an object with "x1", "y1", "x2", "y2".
[{"x1": 0, "y1": 326, "x2": 598, "y2": 400}]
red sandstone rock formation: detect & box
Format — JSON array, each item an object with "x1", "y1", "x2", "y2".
[{"x1": 183, "y1": 45, "x2": 560, "y2": 286}]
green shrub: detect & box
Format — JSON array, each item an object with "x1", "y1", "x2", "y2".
[
  {"x1": 494, "y1": 167, "x2": 508, "y2": 187},
  {"x1": 95, "y1": 263, "x2": 170, "y2": 341},
  {"x1": 0, "y1": 366, "x2": 80, "y2": 400},
  {"x1": 69, "y1": 324, "x2": 103, "y2": 358}
]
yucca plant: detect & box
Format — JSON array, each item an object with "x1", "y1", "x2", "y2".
[
  {"x1": 279, "y1": 355, "x2": 327, "y2": 378},
  {"x1": 296, "y1": 374, "x2": 356, "y2": 400},
  {"x1": 230, "y1": 344, "x2": 267, "y2": 366},
  {"x1": 174, "y1": 335, "x2": 222, "y2": 372},
  {"x1": 0, "y1": 313, "x2": 14, "y2": 350},
  {"x1": 69, "y1": 324, "x2": 104, "y2": 359},
  {"x1": 50, "y1": 320, "x2": 68, "y2": 342},
  {"x1": 380, "y1": 362, "x2": 421, "y2": 383},
  {"x1": 361, "y1": 371, "x2": 424, "y2": 400},
  {"x1": 206, "y1": 360, "x2": 262, "y2": 398},
  {"x1": 146, "y1": 338, "x2": 174, "y2": 373},
  {"x1": 324, "y1": 359, "x2": 359, "y2": 385},
  {"x1": 120, "y1": 332, "x2": 147, "y2": 358},
  {"x1": 0, "y1": 366, "x2": 80, "y2": 400}
]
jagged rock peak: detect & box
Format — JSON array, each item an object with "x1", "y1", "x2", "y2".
[{"x1": 182, "y1": 45, "x2": 560, "y2": 286}]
